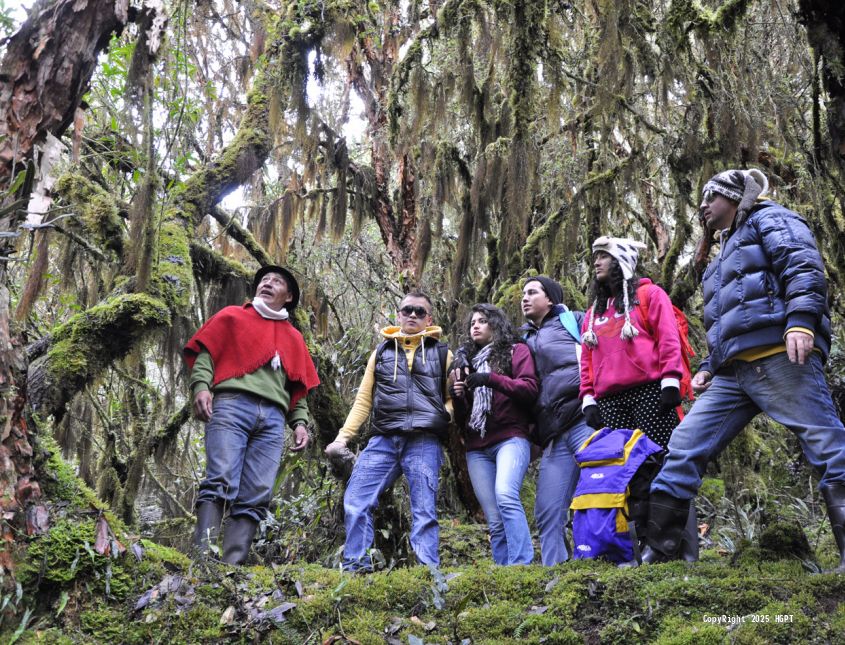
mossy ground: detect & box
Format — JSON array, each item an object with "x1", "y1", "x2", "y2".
[
  {"x1": 6, "y1": 436, "x2": 843, "y2": 644},
  {"x1": 6, "y1": 535, "x2": 845, "y2": 644}
]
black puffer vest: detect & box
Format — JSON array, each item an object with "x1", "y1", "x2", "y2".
[{"x1": 371, "y1": 338, "x2": 450, "y2": 439}]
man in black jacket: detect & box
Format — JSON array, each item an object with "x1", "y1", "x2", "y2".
[
  {"x1": 643, "y1": 169, "x2": 845, "y2": 571},
  {"x1": 521, "y1": 276, "x2": 593, "y2": 565},
  {"x1": 324, "y1": 292, "x2": 452, "y2": 571}
]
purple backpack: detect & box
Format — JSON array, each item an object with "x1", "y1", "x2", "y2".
[{"x1": 571, "y1": 428, "x2": 663, "y2": 563}]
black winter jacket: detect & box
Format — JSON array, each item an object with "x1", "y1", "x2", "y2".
[{"x1": 371, "y1": 337, "x2": 451, "y2": 439}]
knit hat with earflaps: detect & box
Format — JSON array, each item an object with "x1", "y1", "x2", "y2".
[
  {"x1": 582, "y1": 236, "x2": 647, "y2": 348},
  {"x1": 702, "y1": 168, "x2": 769, "y2": 227}
]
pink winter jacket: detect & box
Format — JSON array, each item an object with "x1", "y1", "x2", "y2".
[{"x1": 579, "y1": 279, "x2": 683, "y2": 405}]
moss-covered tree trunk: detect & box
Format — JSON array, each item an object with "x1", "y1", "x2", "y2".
[{"x1": 0, "y1": 0, "x2": 133, "y2": 581}]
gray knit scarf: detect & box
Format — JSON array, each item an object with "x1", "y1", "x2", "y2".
[{"x1": 468, "y1": 344, "x2": 494, "y2": 437}]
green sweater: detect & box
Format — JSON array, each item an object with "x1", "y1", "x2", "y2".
[{"x1": 190, "y1": 350, "x2": 311, "y2": 428}]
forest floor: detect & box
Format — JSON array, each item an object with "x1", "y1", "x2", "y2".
[
  {"x1": 3, "y1": 441, "x2": 844, "y2": 644},
  {"x1": 4, "y1": 519, "x2": 845, "y2": 644}
]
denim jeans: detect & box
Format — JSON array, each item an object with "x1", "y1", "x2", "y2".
[
  {"x1": 342, "y1": 433, "x2": 443, "y2": 570},
  {"x1": 196, "y1": 392, "x2": 286, "y2": 523},
  {"x1": 466, "y1": 437, "x2": 533, "y2": 565},
  {"x1": 652, "y1": 352, "x2": 845, "y2": 500},
  {"x1": 534, "y1": 420, "x2": 595, "y2": 565}
]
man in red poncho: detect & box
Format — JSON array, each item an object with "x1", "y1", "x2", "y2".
[{"x1": 184, "y1": 265, "x2": 320, "y2": 564}]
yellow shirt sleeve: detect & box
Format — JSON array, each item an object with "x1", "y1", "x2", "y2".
[{"x1": 334, "y1": 350, "x2": 378, "y2": 444}]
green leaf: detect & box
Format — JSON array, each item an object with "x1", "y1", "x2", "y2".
[
  {"x1": 6, "y1": 170, "x2": 27, "y2": 194},
  {"x1": 9, "y1": 606, "x2": 33, "y2": 645},
  {"x1": 56, "y1": 591, "x2": 69, "y2": 617}
]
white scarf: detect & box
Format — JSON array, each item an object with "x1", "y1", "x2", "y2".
[
  {"x1": 468, "y1": 344, "x2": 494, "y2": 437},
  {"x1": 251, "y1": 297, "x2": 289, "y2": 369}
]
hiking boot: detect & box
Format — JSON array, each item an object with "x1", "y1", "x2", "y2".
[
  {"x1": 192, "y1": 501, "x2": 224, "y2": 557},
  {"x1": 221, "y1": 515, "x2": 259, "y2": 565},
  {"x1": 680, "y1": 502, "x2": 700, "y2": 563},
  {"x1": 822, "y1": 482, "x2": 845, "y2": 574},
  {"x1": 642, "y1": 492, "x2": 691, "y2": 562}
]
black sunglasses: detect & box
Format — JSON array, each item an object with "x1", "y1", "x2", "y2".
[
  {"x1": 400, "y1": 305, "x2": 430, "y2": 317},
  {"x1": 703, "y1": 190, "x2": 718, "y2": 204}
]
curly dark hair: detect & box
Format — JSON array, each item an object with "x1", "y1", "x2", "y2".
[
  {"x1": 455, "y1": 303, "x2": 523, "y2": 376},
  {"x1": 588, "y1": 256, "x2": 642, "y2": 316}
]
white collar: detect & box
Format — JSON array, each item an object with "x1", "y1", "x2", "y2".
[{"x1": 252, "y1": 297, "x2": 289, "y2": 320}]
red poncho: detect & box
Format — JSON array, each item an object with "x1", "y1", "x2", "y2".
[{"x1": 184, "y1": 303, "x2": 320, "y2": 409}]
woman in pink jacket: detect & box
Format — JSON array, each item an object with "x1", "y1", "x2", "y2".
[
  {"x1": 580, "y1": 236, "x2": 685, "y2": 447},
  {"x1": 579, "y1": 236, "x2": 698, "y2": 561}
]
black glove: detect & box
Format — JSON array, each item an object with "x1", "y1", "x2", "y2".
[
  {"x1": 465, "y1": 372, "x2": 491, "y2": 389},
  {"x1": 660, "y1": 386, "x2": 682, "y2": 411},
  {"x1": 583, "y1": 405, "x2": 603, "y2": 430},
  {"x1": 449, "y1": 348, "x2": 470, "y2": 373}
]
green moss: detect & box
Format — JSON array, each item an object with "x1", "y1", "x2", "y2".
[
  {"x1": 14, "y1": 627, "x2": 77, "y2": 645},
  {"x1": 19, "y1": 519, "x2": 107, "y2": 588},
  {"x1": 45, "y1": 293, "x2": 170, "y2": 383},
  {"x1": 335, "y1": 608, "x2": 399, "y2": 645},
  {"x1": 757, "y1": 521, "x2": 813, "y2": 562},
  {"x1": 439, "y1": 522, "x2": 491, "y2": 567},
  {"x1": 150, "y1": 220, "x2": 193, "y2": 311},
  {"x1": 137, "y1": 539, "x2": 191, "y2": 570},
  {"x1": 54, "y1": 173, "x2": 124, "y2": 256},
  {"x1": 599, "y1": 616, "x2": 650, "y2": 644},
  {"x1": 12, "y1": 538, "x2": 845, "y2": 643},
  {"x1": 40, "y1": 433, "x2": 106, "y2": 510},
  {"x1": 513, "y1": 613, "x2": 582, "y2": 643},
  {"x1": 731, "y1": 596, "x2": 817, "y2": 643},
  {"x1": 652, "y1": 614, "x2": 726, "y2": 644},
  {"x1": 80, "y1": 606, "x2": 146, "y2": 643},
  {"x1": 698, "y1": 477, "x2": 725, "y2": 506},
  {"x1": 456, "y1": 600, "x2": 526, "y2": 641}
]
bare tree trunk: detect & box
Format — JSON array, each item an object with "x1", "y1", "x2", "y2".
[{"x1": 0, "y1": 0, "x2": 128, "y2": 180}]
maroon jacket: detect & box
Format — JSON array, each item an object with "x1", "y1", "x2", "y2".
[{"x1": 454, "y1": 343, "x2": 539, "y2": 451}]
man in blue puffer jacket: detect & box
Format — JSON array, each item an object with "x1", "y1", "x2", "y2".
[{"x1": 642, "y1": 168, "x2": 845, "y2": 572}]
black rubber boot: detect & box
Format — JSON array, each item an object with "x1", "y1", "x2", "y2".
[
  {"x1": 680, "y1": 502, "x2": 700, "y2": 563},
  {"x1": 821, "y1": 483, "x2": 845, "y2": 574},
  {"x1": 192, "y1": 501, "x2": 224, "y2": 557},
  {"x1": 221, "y1": 515, "x2": 259, "y2": 565},
  {"x1": 641, "y1": 492, "x2": 691, "y2": 563}
]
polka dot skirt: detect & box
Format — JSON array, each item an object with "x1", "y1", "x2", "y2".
[{"x1": 596, "y1": 381, "x2": 680, "y2": 448}]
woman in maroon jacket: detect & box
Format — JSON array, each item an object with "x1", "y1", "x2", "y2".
[{"x1": 451, "y1": 304, "x2": 539, "y2": 564}]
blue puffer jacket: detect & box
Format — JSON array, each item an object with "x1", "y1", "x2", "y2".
[
  {"x1": 521, "y1": 305, "x2": 584, "y2": 447},
  {"x1": 699, "y1": 200, "x2": 831, "y2": 374}
]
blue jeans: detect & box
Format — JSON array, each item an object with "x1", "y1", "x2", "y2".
[
  {"x1": 342, "y1": 433, "x2": 443, "y2": 570},
  {"x1": 466, "y1": 437, "x2": 533, "y2": 565},
  {"x1": 196, "y1": 392, "x2": 285, "y2": 523},
  {"x1": 653, "y1": 352, "x2": 845, "y2": 499},
  {"x1": 534, "y1": 420, "x2": 595, "y2": 565}
]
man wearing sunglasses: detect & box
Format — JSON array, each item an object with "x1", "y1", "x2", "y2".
[
  {"x1": 640, "y1": 168, "x2": 845, "y2": 572},
  {"x1": 325, "y1": 292, "x2": 453, "y2": 571}
]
